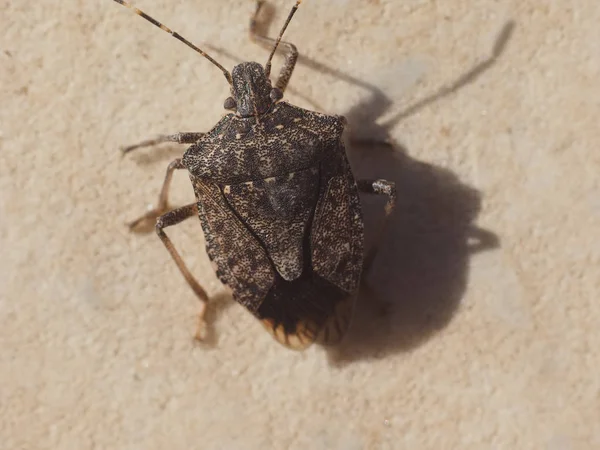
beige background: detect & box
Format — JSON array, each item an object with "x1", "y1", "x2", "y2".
[{"x1": 2, "y1": 0, "x2": 599, "y2": 448}]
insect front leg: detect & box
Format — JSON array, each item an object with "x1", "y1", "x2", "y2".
[
  {"x1": 155, "y1": 203, "x2": 210, "y2": 341},
  {"x1": 250, "y1": 0, "x2": 298, "y2": 94},
  {"x1": 128, "y1": 158, "x2": 187, "y2": 231},
  {"x1": 357, "y1": 179, "x2": 397, "y2": 272},
  {"x1": 121, "y1": 132, "x2": 205, "y2": 155}
]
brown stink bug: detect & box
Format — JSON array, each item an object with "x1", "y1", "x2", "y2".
[{"x1": 111, "y1": 0, "x2": 396, "y2": 349}]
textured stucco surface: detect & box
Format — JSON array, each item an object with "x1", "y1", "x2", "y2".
[{"x1": 1, "y1": 0, "x2": 599, "y2": 448}]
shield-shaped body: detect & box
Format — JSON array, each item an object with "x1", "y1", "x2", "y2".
[{"x1": 183, "y1": 101, "x2": 364, "y2": 349}]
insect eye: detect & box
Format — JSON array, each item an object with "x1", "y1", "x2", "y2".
[
  {"x1": 224, "y1": 97, "x2": 237, "y2": 110},
  {"x1": 270, "y1": 88, "x2": 283, "y2": 102}
]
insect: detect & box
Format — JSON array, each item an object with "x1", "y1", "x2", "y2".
[{"x1": 111, "y1": 0, "x2": 396, "y2": 349}]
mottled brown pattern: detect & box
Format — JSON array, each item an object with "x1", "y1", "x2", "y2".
[
  {"x1": 311, "y1": 161, "x2": 365, "y2": 294},
  {"x1": 182, "y1": 101, "x2": 345, "y2": 184},
  {"x1": 231, "y1": 63, "x2": 272, "y2": 117},
  {"x1": 185, "y1": 98, "x2": 366, "y2": 347},
  {"x1": 192, "y1": 178, "x2": 275, "y2": 313},
  {"x1": 223, "y1": 167, "x2": 319, "y2": 281}
]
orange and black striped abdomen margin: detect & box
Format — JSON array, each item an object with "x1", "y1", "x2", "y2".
[{"x1": 257, "y1": 273, "x2": 353, "y2": 350}]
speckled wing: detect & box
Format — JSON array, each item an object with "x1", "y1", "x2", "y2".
[
  {"x1": 192, "y1": 178, "x2": 275, "y2": 313},
  {"x1": 310, "y1": 167, "x2": 364, "y2": 294},
  {"x1": 222, "y1": 166, "x2": 320, "y2": 281}
]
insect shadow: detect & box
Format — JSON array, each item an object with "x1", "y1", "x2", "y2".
[
  {"x1": 323, "y1": 22, "x2": 514, "y2": 364},
  {"x1": 332, "y1": 146, "x2": 500, "y2": 364}
]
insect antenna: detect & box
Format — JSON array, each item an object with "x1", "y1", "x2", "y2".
[
  {"x1": 264, "y1": 0, "x2": 302, "y2": 78},
  {"x1": 112, "y1": 0, "x2": 233, "y2": 86}
]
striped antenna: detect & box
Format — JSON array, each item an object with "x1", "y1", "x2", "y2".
[
  {"x1": 264, "y1": 0, "x2": 302, "y2": 78},
  {"x1": 112, "y1": 0, "x2": 233, "y2": 86}
]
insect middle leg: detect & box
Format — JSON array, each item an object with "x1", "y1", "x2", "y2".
[
  {"x1": 155, "y1": 203, "x2": 210, "y2": 340},
  {"x1": 357, "y1": 179, "x2": 397, "y2": 272},
  {"x1": 121, "y1": 132, "x2": 205, "y2": 154},
  {"x1": 250, "y1": 0, "x2": 298, "y2": 94},
  {"x1": 128, "y1": 158, "x2": 187, "y2": 230}
]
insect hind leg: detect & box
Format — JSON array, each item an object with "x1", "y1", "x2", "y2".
[
  {"x1": 250, "y1": 1, "x2": 298, "y2": 95},
  {"x1": 127, "y1": 157, "x2": 187, "y2": 232},
  {"x1": 155, "y1": 203, "x2": 211, "y2": 341},
  {"x1": 357, "y1": 179, "x2": 397, "y2": 272}
]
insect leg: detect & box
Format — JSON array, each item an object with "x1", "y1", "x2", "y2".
[
  {"x1": 250, "y1": 1, "x2": 298, "y2": 94},
  {"x1": 357, "y1": 179, "x2": 397, "y2": 272},
  {"x1": 128, "y1": 158, "x2": 186, "y2": 231},
  {"x1": 155, "y1": 203, "x2": 210, "y2": 340},
  {"x1": 121, "y1": 132, "x2": 205, "y2": 155}
]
